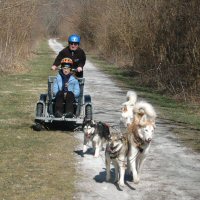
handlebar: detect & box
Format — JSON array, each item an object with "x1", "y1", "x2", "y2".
[
  {"x1": 53, "y1": 67, "x2": 78, "y2": 72},
  {"x1": 71, "y1": 68, "x2": 78, "y2": 72}
]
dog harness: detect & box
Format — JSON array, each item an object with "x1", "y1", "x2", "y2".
[
  {"x1": 128, "y1": 124, "x2": 145, "y2": 152},
  {"x1": 107, "y1": 144, "x2": 122, "y2": 159},
  {"x1": 106, "y1": 136, "x2": 128, "y2": 159}
]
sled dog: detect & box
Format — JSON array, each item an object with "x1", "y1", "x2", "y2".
[
  {"x1": 122, "y1": 90, "x2": 137, "y2": 107},
  {"x1": 82, "y1": 120, "x2": 110, "y2": 157},
  {"x1": 120, "y1": 90, "x2": 137, "y2": 129},
  {"x1": 127, "y1": 100, "x2": 156, "y2": 184},
  {"x1": 105, "y1": 132, "x2": 129, "y2": 187},
  {"x1": 106, "y1": 101, "x2": 156, "y2": 187}
]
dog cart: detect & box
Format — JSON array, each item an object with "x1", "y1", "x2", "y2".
[{"x1": 32, "y1": 76, "x2": 92, "y2": 131}]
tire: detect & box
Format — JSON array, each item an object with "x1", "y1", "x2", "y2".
[
  {"x1": 36, "y1": 103, "x2": 43, "y2": 117},
  {"x1": 85, "y1": 104, "x2": 92, "y2": 121},
  {"x1": 32, "y1": 123, "x2": 43, "y2": 131}
]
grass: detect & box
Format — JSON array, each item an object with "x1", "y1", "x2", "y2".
[
  {"x1": 0, "y1": 39, "x2": 199, "y2": 199},
  {"x1": 0, "y1": 40, "x2": 77, "y2": 199},
  {"x1": 88, "y1": 54, "x2": 200, "y2": 152}
]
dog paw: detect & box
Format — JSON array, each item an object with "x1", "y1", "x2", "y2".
[
  {"x1": 106, "y1": 176, "x2": 111, "y2": 182},
  {"x1": 94, "y1": 151, "x2": 100, "y2": 157},
  {"x1": 114, "y1": 178, "x2": 119, "y2": 183},
  {"x1": 118, "y1": 181, "x2": 125, "y2": 187},
  {"x1": 83, "y1": 145, "x2": 87, "y2": 153},
  {"x1": 133, "y1": 177, "x2": 140, "y2": 184}
]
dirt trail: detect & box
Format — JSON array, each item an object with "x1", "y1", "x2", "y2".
[{"x1": 49, "y1": 39, "x2": 200, "y2": 200}]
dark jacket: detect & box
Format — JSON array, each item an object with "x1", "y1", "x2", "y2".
[{"x1": 53, "y1": 46, "x2": 86, "y2": 77}]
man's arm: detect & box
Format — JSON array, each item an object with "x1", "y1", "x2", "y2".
[
  {"x1": 51, "y1": 51, "x2": 64, "y2": 70},
  {"x1": 77, "y1": 50, "x2": 86, "y2": 72}
]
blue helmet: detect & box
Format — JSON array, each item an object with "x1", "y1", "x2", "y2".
[{"x1": 68, "y1": 34, "x2": 81, "y2": 43}]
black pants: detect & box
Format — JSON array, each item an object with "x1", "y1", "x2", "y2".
[{"x1": 55, "y1": 91, "x2": 75, "y2": 114}]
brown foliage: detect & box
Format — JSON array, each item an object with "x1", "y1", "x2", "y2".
[
  {"x1": 1, "y1": 0, "x2": 199, "y2": 101},
  {"x1": 74, "y1": 0, "x2": 200, "y2": 101},
  {"x1": 0, "y1": 0, "x2": 81, "y2": 74},
  {"x1": 0, "y1": 0, "x2": 42, "y2": 73}
]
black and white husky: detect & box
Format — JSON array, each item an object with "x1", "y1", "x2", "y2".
[{"x1": 82, "y1": 120, "x2": 110, "y2": 157}]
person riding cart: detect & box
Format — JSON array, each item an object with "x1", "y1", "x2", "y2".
[
  {"x1": 53, "y1": 58, "x2": 80, "y2": 118},
  {"x1": 51, "y1": 34, "x2": 86, "y2": 78},
  {"x1": 32, "y1": 37, "x2": 92, "y2": 131}
]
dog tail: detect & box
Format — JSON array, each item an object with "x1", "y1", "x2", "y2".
[
  {"x1": 133, "y1": 101, "x2": 156, "y2": 119},
  {"x1": 122, "y1": 90, "x2": 137, "y2": 106}
]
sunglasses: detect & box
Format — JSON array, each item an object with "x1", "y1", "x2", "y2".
[{"x1": 69, "y1": 42, "x2": 79, "y2": 46}]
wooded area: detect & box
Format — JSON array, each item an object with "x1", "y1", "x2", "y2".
[{"x1": 0, "y1": 0, "x2": 199, "y2": 102}]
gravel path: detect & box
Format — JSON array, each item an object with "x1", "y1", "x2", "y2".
[{"x1": 49, "y1": 39, "x2": 200, "y2": 200}]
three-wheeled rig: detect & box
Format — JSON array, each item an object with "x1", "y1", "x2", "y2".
[{"x1": 32, "y1": 76, "x2": 92, "y2": 131}]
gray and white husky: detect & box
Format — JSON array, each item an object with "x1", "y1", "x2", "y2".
[
  {"x1": 82, "y1": 120, "x2": 110, "y2": 157},
  {"x1": 105, "y1": 132, "x2": 129, "y2": 187}
]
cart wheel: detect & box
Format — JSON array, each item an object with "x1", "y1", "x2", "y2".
[
  {"x1": 32, "y1": 123, "x2": 43, "y2": 131},
  {"x1": 36, "y1": 103, "x2": 43, "y2": 117},
  {"x1": 85, "y1": 104, "x2": 92, "y2": 121}
]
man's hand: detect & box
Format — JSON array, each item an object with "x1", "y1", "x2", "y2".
[
  {"x1": 51, "y1": 65, "x2": 58, "y2": 70},
  {"x1": 77, "y1": 67, "x2": 83, "y2": 72}
]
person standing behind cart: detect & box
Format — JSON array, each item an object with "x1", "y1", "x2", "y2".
[
  {"x1": 51, "y1": 34, "x2": 86, "y2": 78},
  {"x1": 53, "y1": 58, "x2": 80, "y2": 118}
]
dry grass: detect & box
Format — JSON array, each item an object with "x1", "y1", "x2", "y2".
[{"x1": 0, "y1": 40, "x2": 78, "y2": 200}]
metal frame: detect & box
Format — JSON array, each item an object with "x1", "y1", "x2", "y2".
[{"x1": 33, "y1": 76, "x2": 92, "y2": 129}]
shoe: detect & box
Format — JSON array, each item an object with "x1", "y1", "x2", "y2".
[
  {"x1": 55, "y1": 111, "x2": 63, "y2": 118},
  {"x1": 65, "y1": 112, "x2": 74, "y2": 118}
]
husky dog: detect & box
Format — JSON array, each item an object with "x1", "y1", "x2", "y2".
[
  {"x1": 82, "y1": 120, "x2": 110, "y2": 157},
  {"x1": 122, "y1": 90, "x2": 138, "y2": 107},
  {"x1": 106, "y1": 101, "x2": 156, "y2": 187},
  {"x1": 127, "y1": 100, "x2": 156, "y2": 184},
  {"x1": 120, "y1": 90, "x2": 137, "y2": 129},
  {"x1": 105, "y1": 132, "x2": 129, "y2": 187}
]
